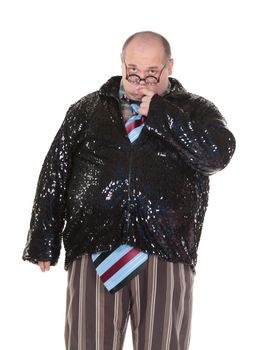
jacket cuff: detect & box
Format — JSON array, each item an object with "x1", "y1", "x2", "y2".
[{"x1": 22, "y1": 230, "x2": 61, "y2": 266}]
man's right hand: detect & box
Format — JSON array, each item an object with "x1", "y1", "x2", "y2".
[{"x1": 38, "y1": 261, "x2": 51, "y2": 272}]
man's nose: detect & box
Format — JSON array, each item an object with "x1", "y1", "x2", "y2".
[{"x1": 139, "y1": 79, "x2": 146, "y2": 86}]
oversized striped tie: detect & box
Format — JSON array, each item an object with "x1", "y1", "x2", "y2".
[{"x1": 91, "y1": 102, "x2": 149, "y2": 294}]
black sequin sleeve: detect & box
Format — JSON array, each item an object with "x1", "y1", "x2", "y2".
[
  {"x1": 145, "y1": 94, "x2": 236, "y2": 176},
  {"x1": 22, "y1": 102, "x2": 85, "y2": 266}
]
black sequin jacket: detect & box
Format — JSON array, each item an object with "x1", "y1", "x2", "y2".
[{"x1": 22, "y1": 76, "x2": 236, "y2": 270}]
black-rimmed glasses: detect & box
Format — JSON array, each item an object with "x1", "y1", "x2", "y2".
[{"x1": 124, "y1": 60, "x2": 168, "y2": 86}]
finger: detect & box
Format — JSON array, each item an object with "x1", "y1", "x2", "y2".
[
  {"x1": 38, "y1": 261, "x2": 45, "y2": 272},
  {"x1": 139, "y1": 104, "x2": 148, "y2": 116},
  {"x1": 141, "y1": 95, "x2": 151, "y2": 103},
  {"x1": 38, "y1": 261, "x2": 51, "y2": 272},
  {"x1": 44, "y1": 261, "x2": 51, "y2": 271},
  {"x1": 140, "y1": 101, "x2": 148, "y2": 109}
]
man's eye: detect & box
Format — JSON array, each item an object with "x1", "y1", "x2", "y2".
[
  {"x1": 149, "y1": 69, "x2": 157, "y2": 75},
  {"x1": 129, "y1": 68, "x2": 137, "y2": 73}
]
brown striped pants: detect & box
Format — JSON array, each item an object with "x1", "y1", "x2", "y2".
[{"x1": 65, "y1": 253, "x2": 195, "y2": 350}]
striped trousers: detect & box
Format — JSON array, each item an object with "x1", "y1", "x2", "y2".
[{"x1": 65, "y1": 253, "x2": 195, "y2": 350}]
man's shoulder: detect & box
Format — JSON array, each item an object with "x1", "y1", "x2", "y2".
[
  {"x1": 175, "y1": 90, "x2": 222, "y2": 119},
  {"x1": 67, "y1": 90, "x2": 100, "y2": 115},
  {"x1": 188, "y1": 92, "x2": 218, "y2": 109},
  {"x1": 169, "y1": 77, "x2": 218, "y2": 110}
]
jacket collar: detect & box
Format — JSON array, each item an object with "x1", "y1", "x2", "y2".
[{"x1": 99, "y1": 75, "x2": 190, "y2": 100}]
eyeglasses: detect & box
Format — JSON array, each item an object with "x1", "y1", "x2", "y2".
[{"x1": 124, "y1": 60, "x2": 168, "y2": 86}]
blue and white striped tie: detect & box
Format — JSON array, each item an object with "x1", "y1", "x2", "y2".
[{"x1": 91, "y1": 103, "x2": 149, "y2": 294}]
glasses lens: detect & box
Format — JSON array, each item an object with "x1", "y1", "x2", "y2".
[
  {"x1": 127, "y1": 75, "x2": 140, "y2": 84},
  {"x1": 145, "y1": 76, "x2": 158, "y2": 85},
  {"x1": 127, "y1": 74, "x2": 158, "y2": 85}
]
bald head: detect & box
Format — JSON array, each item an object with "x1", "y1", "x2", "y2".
[
  {"x1": 122, "y1": 31, "x2": 172, "y2": 63},
  {"x1": 120, "y1": 31, "x2": 174, "y2": 101}
]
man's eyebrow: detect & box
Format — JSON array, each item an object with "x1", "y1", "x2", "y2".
[{"x1": 127, "y1": 64, "x2": 160, "y2": 69}]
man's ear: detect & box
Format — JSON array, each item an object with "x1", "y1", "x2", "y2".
[
  {"x1": 167, "y1": 59, "x2": 174, "y2": 75},
  {"x1": 120, "y1": 53, "x2": 125, "y2": 71}
]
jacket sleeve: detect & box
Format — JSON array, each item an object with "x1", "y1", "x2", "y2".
[
  {"x1": 22, "y1": 102, "x2": 84, "y2": 266},
  {"x1": 145, "y1": 94, "x2": 236, "y2": 176}
]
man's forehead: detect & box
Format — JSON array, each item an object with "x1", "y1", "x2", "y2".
[
  {"x1": 123, "y1": 49, "x2": 165, "y2": 67},
  {"x1": 124, "y1": 37, "x2": 165, "y2": 57}
]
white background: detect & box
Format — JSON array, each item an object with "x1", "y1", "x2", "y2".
[{"x1": 1, "y1": 0, "x2": 266, "y2": 349}]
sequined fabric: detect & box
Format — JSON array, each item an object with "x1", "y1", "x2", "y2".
[{"x1": 22, "y1": 76, "x2": 236, "y2": 270}]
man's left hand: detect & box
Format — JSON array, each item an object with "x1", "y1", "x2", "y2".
[{"x1": 138, "y1": 87, "x2": 155, "y2": 116}]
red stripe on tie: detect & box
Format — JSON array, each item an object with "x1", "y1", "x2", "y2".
[
  {"x1": 125, "y1": 118, "x2": 145, "y2": 134},
  {"x1": 100, "y1": 248, "x2": 140, "y2": 283}
]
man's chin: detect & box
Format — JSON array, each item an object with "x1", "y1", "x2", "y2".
[{"x1": 129, "y1": 92, "x2": 143, "y2": 101}]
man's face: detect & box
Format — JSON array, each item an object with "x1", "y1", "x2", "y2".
[{"x1": 121, "y1": 38, "x2": 173, "y2": 101}]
